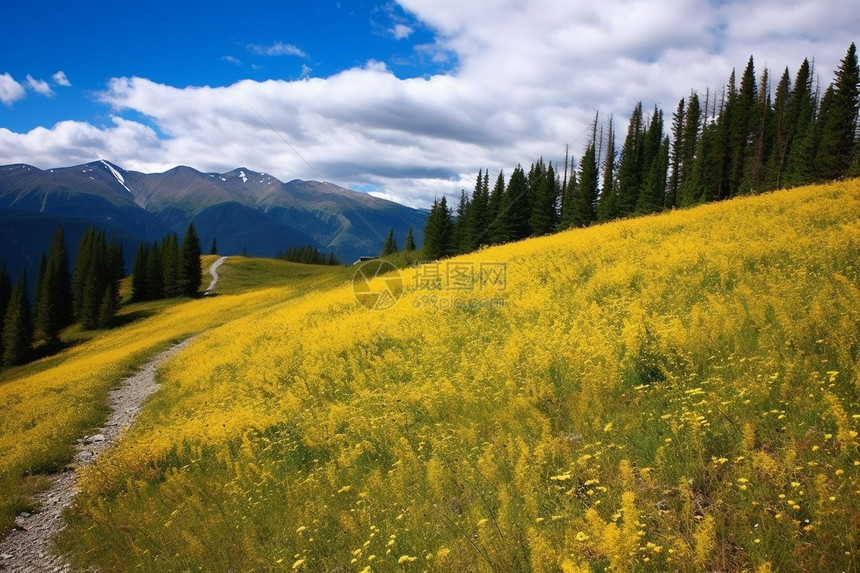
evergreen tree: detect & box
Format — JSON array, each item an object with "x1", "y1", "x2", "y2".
[
  {"x1": 422, "y1": 196, "x2": 454, "y2": 260},
  {"x1": 451, "y1": 190, "x2": 471, "y2": 254},
  {"x1": 210, "y1": 237, "x2": 218, "y2": 255},
  {"x1": 162, "y1": 233, "x2": 181, "y2": 297},
  {"x1": 501, "y1": 165, "x2": 531, "y2": 242},
  {"x1": 726, "y1": 57, "x2": 758, "y2": 196},
  {"x1": 381, "y1": 227, "x2": 398, "y2": 256},
  {"x1": 487, "y1": 170, "x2": 506, "y2": 244},
  {"x1": 179, "y1": 223, "x2": 202, "y2": 297},
  {"x1": 467, "y1": 169, "x2": 490, "y2": 250},
  {"x1": 667, "y1": 98, "x2": 686, "y2": 208},
  {"x1": 0, "y1": 265, "x2": 12, "y2": 362},
  {"x1": 404, "y1": 227, "x2": 416, "y2": 252},
  {"x1": 616, "y1": 102, "x2": 645, "y2": 216},
  {"x1": 529, "y1": 162, "x2": 559, "y2": 235},
  {"x1": 2, "y1": 273, "x2": 32, "y2": 367},
  {"x1": 570, "y1": 143, "x2": 599, "y2": 227},
  {"x1": 131, "y1": 243, "x2": 151, "y2": 302},
  {"x1": 815, "y1": 42, "x2": 859, "y2": 181},
  {"x1": 783, "y1": 58, "x2": 818, "y2": 187},
  {"x1": 741, "y1": 67, "x2": 773, "y2": 193},
  {"x1": 596, "y1": 117, "x2": 617, "y2": 222},
  {"x1": 764, "y1": 68, "x2": 793, "y2": 189},
  {"x1": 34, "y1": 227, "x2": 74, "y2": 344},
  {"x1": 636, "y1": 107, "x2": 667, "y2": 213},
  {"x1": 146, "y1": 241, "x2": 164, "y2": 300}
]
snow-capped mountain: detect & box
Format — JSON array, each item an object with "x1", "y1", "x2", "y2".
[{"x1": 0, "y1": 160, "x2": 427, "y2": 277}]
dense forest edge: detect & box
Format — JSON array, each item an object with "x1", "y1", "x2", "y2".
[{"x1": 422, "y1": 43, "x2": 859, "y2": 259}]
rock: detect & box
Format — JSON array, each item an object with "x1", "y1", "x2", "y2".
[
  {"x1": 1, "y1": 553, "x2": 13, "y2": 559},
  {"x1": 78, "y1": 450, "x2": 93, "y2": 459},
  {"x1": 89, "y1": 434, "x2": 106, "y2": 443}
]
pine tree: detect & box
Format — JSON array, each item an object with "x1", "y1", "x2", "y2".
[
  {"x1": 422, "y1": 196, "x2": 454, "y2": 260},
  {"x1": 616, "y1": 102, "x2": 645, "y2": 216},
  {"x1": 467, "y1": 169, "x2": 490, "y2": 250},
  {"x1": 596, "y1": 117, "x2": 617, "y2": 222},
  {"x1": 452, "y1": 190, "x2": 471, "y2": 254},
  {"x1": 783, "y1": 58, "x2": 818, "y2": 188},
  {"x1": 146, "y1": 241, "x2": 164, "y2": 300},
  {"x1": 34, "y1": 227, "x2": 74, "y2": 344},
  {"x1": 637, "y1": 108, "x2": 668, "y2": 213},
  {"x1": 727, "y1": 56, "x2": 758, "y2": 196},
  {"x1": 404, "y1": 227, "x2": 416, "y2": 252},
  {"x1": 570, "y1": 143, "x2": 599, "y2": 227},
  {"x1": 501, "y1": 165, "x2": 530, "y2": 242},
  {"x1": 741, "y1": 67, "x2": 773, "y2": 193},
  {"x1": 131, "y1": 243, "x2": 150, "y2": 301},
  {"x1": 666, "y1": 98, "x2": 686, "y2": 208},
  {"x1": 162, "y1": 233, "x2": 180, "y2": 297},
  {"x1": 764, "y1": 68, "x2": 793, "y2": 189},
  {"x1": 3, "y1": 273, "x2": 33, "y2": 367},
  {"x1": 815, "y1": 42, "x2": 860, "y2": 181},
  {"x1": 381, "y1": 227, "x2": 398, "y2": 256},
  {"x1": 179, "y1": 223, "x2": 202, "y2": 297},
  {"x1": 210, "y1": 237, "x2": 218, "y2": 255},
  {"x1": 0, "y1": 264, "x2": 12, "y2": 363},
  {"x1": 530, "y1": 162, "x2": 559, "y2": 235},
  {"x1": 487, "y1": 170, "x2": 506, "y2": 244}
]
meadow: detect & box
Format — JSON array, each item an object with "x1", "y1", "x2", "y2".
[
  {"x1": 0, "y1": 256, "x2": 352, "y2": 539},
  {"x1": 3, "y1": 180, "x2": 860, "y2": 572}
]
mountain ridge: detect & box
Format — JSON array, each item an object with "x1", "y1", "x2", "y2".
[{"x1": 0, "y1": 160, "x2": 427, "y2": 278}]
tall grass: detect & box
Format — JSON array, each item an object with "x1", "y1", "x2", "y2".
[
  {"x1": 46, "y1": 181, "x2": 860, "y2": 571},
  {"x1": 0, "y1": 257, "x2": 349, "y2": 538}
]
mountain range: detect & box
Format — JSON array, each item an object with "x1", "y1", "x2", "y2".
[{"x1": 0, "y1": 160, "x2": 427, "y2": 279}]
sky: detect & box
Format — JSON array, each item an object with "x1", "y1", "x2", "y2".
[{"x1": 0, "y1": 0, "x2": 858, "y2": 209}]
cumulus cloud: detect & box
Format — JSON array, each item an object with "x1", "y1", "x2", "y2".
[
  {"x1": 2, "y1": 0, "x2": 859, "y2": 207},
  {"x1": 391, "y1": 23, "x2": 414, "y2": 40},
  {"x1": 26, "y1": 74, "x2": 55, "y2": 97},
  {"x1": 0, "y1": 73, "x2": 26, "y2": 105},
  {"x1": 249, "y1": 42, "x2": 307, "y2": 57},
  {"x1": 52, "y1": 71, "x2": 71, "y2": 86}
]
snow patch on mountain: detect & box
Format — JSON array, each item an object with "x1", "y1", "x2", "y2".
[{"x1": 239, "y1": 170, "x2": 248, "y2": 183}]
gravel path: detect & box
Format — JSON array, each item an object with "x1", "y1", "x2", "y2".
[
  {"x1": 204, "y1": 256, "x2": 228, "y2": 295},
  {"x1": 0, "y1": 339, "x2": 194, "y2": 572}
]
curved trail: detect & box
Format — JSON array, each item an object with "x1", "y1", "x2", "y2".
[
  {"x1": 0, "y1": 339, "x2": 194, "y2": 572},
  {"x1": 204, "y1": 256, "x2": 228, "y2": 294}
]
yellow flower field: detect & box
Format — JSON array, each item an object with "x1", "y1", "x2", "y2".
[{"x1": 12, "y1": 181, "x2": 860, "y2": 571}]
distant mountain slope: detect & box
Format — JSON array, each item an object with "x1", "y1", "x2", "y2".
[{"x1": 0, "y1": 161, "x2": 427, "y2": 278}]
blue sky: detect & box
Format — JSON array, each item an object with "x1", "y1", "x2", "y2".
[{"x1": 1, "y1": 0, "x2": 858, "y2": 207}]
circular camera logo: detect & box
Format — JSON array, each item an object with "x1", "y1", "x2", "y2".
[{"x1": 352, "y1": 260, "x2": 404, "y2": 310}]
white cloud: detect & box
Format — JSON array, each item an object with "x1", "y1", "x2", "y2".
[
  {"x1": 0, "y1": 73, "x2": 26, "y2": 105},
  {"x1": 222, "y1": 55, "x2": 242, "y2": 65},
  {"x1": 391, "y1": 23, "x2": 414, "y2": 40},
  {"x1": 2, "y1": 0, "x2": 859, "y2": 208},
  {"x1": 52, "y1": 71, "x2": 71, "y2": 87},
  {"x1": 26, "y1": 74, "x2": 55, "y2": 97},
  {"x1": 249, "y1": 42, "x2": 307, "y2": 57}
]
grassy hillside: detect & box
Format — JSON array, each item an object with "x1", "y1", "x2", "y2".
[
  {"x1": 55, "y1": 180, "x2": 860, "y2": 572},
  {"x1": 0, "y1": 256, "x2": 351, "y2": 538},
  {"x1": 4, "y1": 180, "x2": 860, "y2": 571}
]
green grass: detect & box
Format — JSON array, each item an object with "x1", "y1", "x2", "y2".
[{"x1": 206, "y1": 255, "x2": 353, "y2": 295}]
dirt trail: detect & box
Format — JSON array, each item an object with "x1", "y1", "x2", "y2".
[
  {"x1": 0, "y1": 339, "x2": 193, "y2": 572},
  {"x1": 204, "y1": 256, "x2": 228, "y2": 294}
]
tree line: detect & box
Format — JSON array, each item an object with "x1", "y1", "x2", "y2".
[
  {"x1": 130, "y1": 224, "x2": 202, "y2": 302},
  {"x1": 1, "y1": 223, "x2": 203, "y2": 369},
  {"x1": 380, "y1": 227, "x2": 416, "y2": 256},
  {"x1": 275, "y1": 245, "x2": 340, "y2": 265},
  {"x1": 423, "y1": 43, "x2": 859, "y2": 259},
  {"x1": 1, "y1": 227, "x2": 123, "y2": 368}
]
